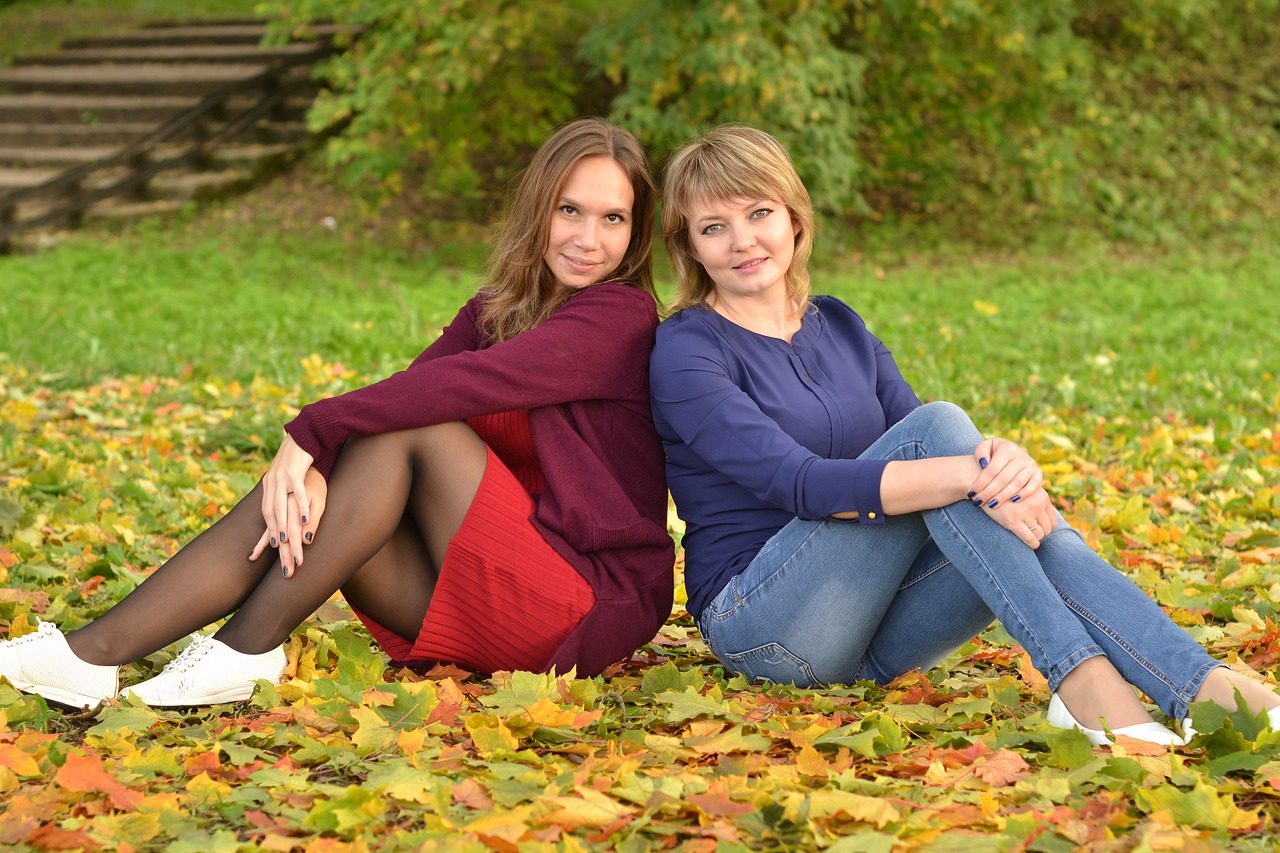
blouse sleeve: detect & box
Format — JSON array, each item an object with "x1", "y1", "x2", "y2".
[
  {"x1": 286, "y1": 283, "x2": 655, "y2": 476},
  {"x1": 650, "y1": 319, "x2": 891, "y2": 524}
]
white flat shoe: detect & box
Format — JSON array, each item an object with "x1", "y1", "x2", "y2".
[
  {"x1": 1047, "y1": 693, "x2": 1185, "y2": 747},
  {"x1": 0, "y1": 621, "x2": 118, "y2": 708},
  {"x1": 122, "y1": 634, "x2": 286, "y2": 708}
]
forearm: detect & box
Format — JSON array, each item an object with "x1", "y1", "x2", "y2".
[{"x1": 832, "y1": 456, "x2": 976, "y2": 519}]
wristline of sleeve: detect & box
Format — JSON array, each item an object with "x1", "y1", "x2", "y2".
[
  {"x1": 284, "y1": 412, "x2": 339, "y2": 479},
  {"x1": 843, "y1": 456, "x2": 889, "y2": 524}
]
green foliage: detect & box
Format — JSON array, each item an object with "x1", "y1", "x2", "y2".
[
  {"x1": 264, "y1": 0, "x2": 609, "y2": 218},
  {"x1": 255, "y1": 0, "x2": 1278, "y2": 244},
  {"x1": 849, "y1": 0, "x2": 1092, "y2": 217},
  {"x1": 581, "y1": 0, "x2": 868, "y2": 216}
]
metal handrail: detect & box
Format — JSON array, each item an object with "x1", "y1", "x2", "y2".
[{"x1": 0, "y1": 44, "x2": 331, "y2": 251}]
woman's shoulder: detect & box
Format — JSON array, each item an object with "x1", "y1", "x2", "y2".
[
  {"x1": 655, "y1": 305, "x2": 718, "y2": 343},
  {"x1": 570, "y1": 282, "x2": 659, "y2": 323}
]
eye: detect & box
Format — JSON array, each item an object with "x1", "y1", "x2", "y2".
[
  {"x1": 750, "y1": 207, "x2": 772, "y2": 219},
  {"x1": 559, "y1": 204, "x2": 578, "y2": 216},
  {"x1": 605, "y1": 213, "x2": 627, "y2": 224},
  {"x1": 700, "y1": 223, "x2": 723, "y2": 235}
]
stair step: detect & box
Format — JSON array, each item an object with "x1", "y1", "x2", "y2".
[
  {"x1": 0, "y1": 146, "x2": 120, "y2": 167},
  {"x1": 62, "y1": 23, "x2": 356, "y2": 49},
  {"x1": 0, "y1": 122, "x2": 181, "y2": 146},
  {"x1": 15, "y1": 42, "x2": 325, "y2": 66},
  {"x1": 0, "y1": 167, "x2": 62, "y2": 193},
  {"x1": 86, "y1": 198, "x2": 189, "y2": 220},
  {"x1": 0, "y1": 93, "x2": 200, "y2": 123},
  {"x1": 0, "y1": 63, "x2": 271, "y2": 95}
]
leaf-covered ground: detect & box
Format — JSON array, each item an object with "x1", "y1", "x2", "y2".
[{"x1": 2, "y1": 335, "x2": 1279, "y2": 852}]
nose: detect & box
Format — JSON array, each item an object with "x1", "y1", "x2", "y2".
[
  {"x1": 573, "y1": 218, "x2": 600, "y2": 250},
  {"x1": 730, "y1": 224, "x2": 756, "y2": 252}
]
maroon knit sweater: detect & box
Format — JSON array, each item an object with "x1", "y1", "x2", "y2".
[{"x1": 284, "y1": 283, "x2": 675, "y2": 676}]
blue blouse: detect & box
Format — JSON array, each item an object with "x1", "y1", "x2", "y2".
[{"x1": 650, "y1": 296, "x2": 922, "y2": 619}]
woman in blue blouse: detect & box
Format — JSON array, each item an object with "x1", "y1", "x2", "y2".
[{"x1": 650, "y1": 125, "x2": 1280, "y2": 746}]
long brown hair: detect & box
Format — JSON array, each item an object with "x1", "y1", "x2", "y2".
[
  {"x1": 662, "y1": 125, "x2": 815, "y2": 315},
  {"x1": 479, "y1": 118, "x2": 657, "y2": 344}
]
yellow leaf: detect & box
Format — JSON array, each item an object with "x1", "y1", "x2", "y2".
[
  {"x1": 805, "y1": 789, "x2": 901, "y2": 828},
  {"x1": 465, "y1": 714, "x2": 520, "y2": 757},
  {"x1": 795, "y1": 744, "x2": 829, "y2": 778},
  {"x1": 466, "y1": 804, "x2": 536, "y2": 840},
  {"x1": 523, "y1": 697, "x2": 577, "y2": 728},
  {"x1": 537, "y1": 787, "x2": 635, "y2": 829},
  {"x1": 0, "y1": 743, "x2": 40, "y2": 777},
  {"x1": 186, "y1": 772, "x2": 234, "y2": 806},
  {"x1": 973, "y1": 300, "x2": 1000, "y2": 316}
]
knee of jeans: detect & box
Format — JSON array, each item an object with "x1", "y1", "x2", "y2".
[
  {"x1": 915, "y1": 401, "x2": 981, "y2": 453},
  {"x1": 725, "y1": 642, "x2": 820, "y2": 688}
]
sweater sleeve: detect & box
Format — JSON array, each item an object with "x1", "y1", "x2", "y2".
[
  {"x1": 285, "y1": 284, "x2": 655, "y2": 475},
  {"x1": 651, "y1": 318, "x2": 891, "y2": 523}
]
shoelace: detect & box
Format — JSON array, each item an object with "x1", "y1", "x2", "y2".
[
  {"x1": 160, "y1": 635, "x2": 213, "y2": 674},
  {"x1": 2, "y1": 621, "x2": 57, "y2": 646}
]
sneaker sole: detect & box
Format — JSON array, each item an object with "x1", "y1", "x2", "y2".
[
  {"x1": 29, "y1": 684, "x2": 116, "y2": 710},
  {"x1": 1, "y1": 674, "x2": 35, "y2": 691},
  {"x1": 122, "y1": 685, "x2": 258, "y2": 708}
]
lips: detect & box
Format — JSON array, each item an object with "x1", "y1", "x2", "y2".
[
  {"x1": 734, "y1": 257, "x2": 768, "y2": 271},
  {"x1": 562, "y1": 255, "x2": 598, "y2": 273}
]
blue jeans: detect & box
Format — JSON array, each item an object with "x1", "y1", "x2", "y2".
[{"x1": 697, "y1": 402, "x2": 1221, "y2": 721}]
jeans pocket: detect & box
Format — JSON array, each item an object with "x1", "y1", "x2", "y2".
[{"x1": 725, "y1": 642, "x2": 818, "y2": 687}]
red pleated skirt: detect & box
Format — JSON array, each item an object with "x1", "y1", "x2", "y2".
[{"x1": 348, "y1": 421, "x2": 594, "y2": 674}]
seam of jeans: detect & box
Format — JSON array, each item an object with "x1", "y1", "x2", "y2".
[
  {"x1": 930, "y1": 502, "x2": 1051, "y2": 667},
  {"x1": 706, "y1": 522, "x2": 826, "y2": 624},
  {"x1": 897, "y1": 555, "x2": 952, "y2": 591},
  {"x1": 1045, "y1": 525, "x2": 1202, "y2": 716}
]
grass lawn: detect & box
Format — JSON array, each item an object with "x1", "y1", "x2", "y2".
[{"x1": 1, "y1": 164, "x2": 1280, "y2": 849}]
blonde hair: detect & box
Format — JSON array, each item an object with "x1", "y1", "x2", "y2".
[
  {"x1": 662, "y1": 125, "x2": 814, "y2": 314},
  {"x1": 480, "y1": 118, "x2": 656, "y2": 344}
]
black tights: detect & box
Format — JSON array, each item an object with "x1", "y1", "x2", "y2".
[{"x1": 67, "y1": 423, "x2": 488, "y2": 665}]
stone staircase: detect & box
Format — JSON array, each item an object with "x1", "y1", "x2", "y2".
[{"x1": 0, "y1": 19, "x2": 352, "y2": 252}]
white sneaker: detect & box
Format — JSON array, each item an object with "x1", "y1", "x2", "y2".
[
  {"x1": 122, "y1": 634, "x2": 286, "y2": 707},
  {"x1": 0, "y1": 621, "x2": 119, "y2": 708},
  {"x1": 1047, "y1": 693, "x2": 1185, "y2": 747}
]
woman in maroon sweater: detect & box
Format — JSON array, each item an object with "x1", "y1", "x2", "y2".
[{"x1": 1, "y1": 118, "x2": 675, "y2": 709}]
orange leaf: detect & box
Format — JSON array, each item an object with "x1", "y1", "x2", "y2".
[
  {"x1": 973, "y1": 749, "x2": 1032, "y2": 786},
  {"x1": 0, "y1": 743, "x2": 40, "y2": 777},
  {"x1": 25, "y1": 824, "x2": 100, "y2": 851},
  {"x1": 451, "y1": 777, "x2": 494, "y2": 811},
  {"x1": 687, "y1": 791, "x2": 755, "y2": 817},
  {"x1": 54, "y1": 751, "x2": 142, "y2": 813}
]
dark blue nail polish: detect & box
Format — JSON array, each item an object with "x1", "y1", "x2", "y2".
[
  {"x1": 280, "y1": 532, "x2": 287, "y2": 543},
  {"x1": 973, "y1": 497, "x2": 984, "y2": 506},
  {"x1": 300, "y1": 516, "x2": 308, "y2": 525},
  {"x1": 1011, "y1": 494, "x2": 1021, "y2": 503},
  {"x1": 967, "y1": 490, "x2": 976, "y2": 498},
  {"x1": 987, "y1": 499, "x2": 999, "y2": 508},
  {"x1": 304, "y1": 532, "x2": 313, "y2": 543},
  {"x1": 979, "y1": 458, "x2": 988, "y2": 469},
  {"x1": 282, "y1": 565, "x2": 289, "y2": 578},
  {"x1": 294, "y1": 556, "x2": 300, "y2": 567},
  {"x1": 270, "y1": 537, "x2": 277, "y2": 548}
]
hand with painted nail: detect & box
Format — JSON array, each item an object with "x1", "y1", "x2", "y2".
[
  {"x1": 250, "y1": 466, "x2": 328, "y2": 575},
  {"x1": 260, "y1": 433, "x2": 314, "y2": 570},
  {"x1": 967, "y1": 437, "x2": 1044, "y2": 510}
]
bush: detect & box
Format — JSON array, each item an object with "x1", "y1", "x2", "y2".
[
  {"x1": 269, "y1": 0, "x2": 1280, "y2": 241},
  {"x1": 581, "y1": 0, "x2": 867, "y2": 216},
  {"x1": 267, "y1": 0, "x2": 611, "y2": 219}
]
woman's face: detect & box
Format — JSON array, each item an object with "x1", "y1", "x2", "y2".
[
  {"x1": 542, "y1": 156, "x2": 635, "y2": 292},
  {"x1": 686, "y1": 196, "x2": 798, "y2": 301}
]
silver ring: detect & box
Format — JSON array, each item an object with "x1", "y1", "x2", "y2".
[{"x1": 1029, "y1": 524, "x2": 1040, "y2": 531}]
